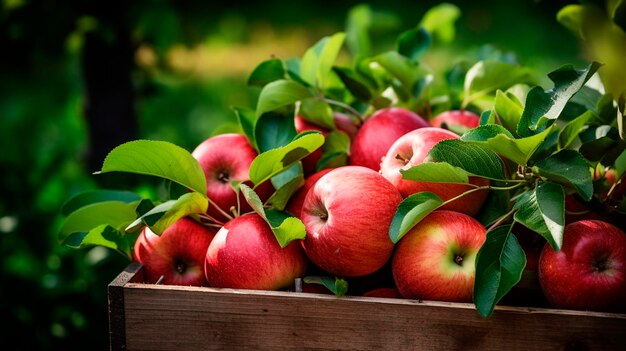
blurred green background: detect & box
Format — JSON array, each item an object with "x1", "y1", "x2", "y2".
[{"x1": 1, "y1": 0, "x2": 584, "y2": 349}]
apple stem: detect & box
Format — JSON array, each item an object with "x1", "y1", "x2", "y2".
[
  {"x1": 155, "y1": 275, "x2": 165, "y2": 285},
  {"x1": 206, "y1": 197, "x2": 234, "y2": 222},
  {"x1": 394, "y1": 153, "x2": 410, "y2": 164},
  {"x1": 605, "y1": 175, "x2": 624, "y2": 202}
]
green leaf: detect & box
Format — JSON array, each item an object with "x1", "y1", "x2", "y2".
[
  {"x1": 240, "y1": 184, "x2": 306, "y2": 247},
  {"x1": 558, "y1": 111, "x2": 593, "y2": 149},
  {"x1": 463, "y1": 60, "x2": 534, "y2": 109},
  {"x1": 517, "y1": 62, "x2": 602, "y2": 136},
  {"x1": 512, "y1": 182, "x2": 565, "y2": 251},
  {"x1": 420, "y1": 2, "x2": 461, "y2": 44},
  {"x1": 532, "y1": 149, "x2": 593, "y2": 201},
  {"x1": 303, "y1": 276, "x2": 349, "y2": 297},
  {"x1": 462, "y1": 124, "x2": 555, "y2": 165},
  {"x1": 370, "y1": 51, "x2": 433, "y2": 100},
  {"x1": 63, "y1": 224, "x2": 137, "y2": 260},
  {"x1": 474, "y1": 225, "x2": 526, "y2": 318},
  {"x1": 267, "y1": 163, "x2": 305, "y2": 211},
  {"x1": 249, "y1": 133, "x2": 325, "y2": 187},
  {"x1": 298, "y1": 98, "x2": 335, "y2": 130},
  {"x1": 401, "y1": 162, "x2": 469, "y2": 184},
  {"x1": 389, "y1": 192, "x2": 443, "y2": 244},
  {"x1": 494, "y1": 90, "x2": 523, "y2": 136},
  {"x1": 333, "y1": 66, "x2": 374, "y2": 101},
  {"x1": 616, "y1": 149, "x2": 626, "y2": 178},
  {"x1": 256, "y1": 79, "x2": 313, "y2": 117},
  {"x1": 125, "y1": 192, "x2": 208, "y2": 235},
  {"x1": 317, "y1": 130, "x2": 350, "y2": 170},
  {"x1": 247, "y1": 58, "x2": 285, "y2": 87},
  {"x1": 346, "y1": 4, "x2": 373, "y2": 57},
  {"x1": 255, "y1": 112, "x2": 297, "y2": 153},
  {"x1": 233, "y1": 106, "x2": 258, "y2": 151},
  {"x1": 397, "y1": 27, "x2": 431, "y2": 62},
  {"x1": 300, "y1": 32, "x2": 346, "y2": 89},
  {"x1": 59, "y1": 201, "x2": 139, "y2": 243},
  {"x1": 475, "y1": 187, "x2": 511, "y2": 227},
  {"x1": 61, "y1": 190, "x2": 141, "y2": 217},
  {"x1": 97, "y1": 140, "x2": 207, "y2": 196},
  {"x1": 265, "y1": 208, "x2": 307, "y2": 248},
  {"x1": 426, "y1": 139, "x2": 506, "y2": 180}
]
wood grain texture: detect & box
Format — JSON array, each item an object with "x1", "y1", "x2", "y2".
[{"x1": 109, "y1": 264, "x2": 626, "y2": 351}]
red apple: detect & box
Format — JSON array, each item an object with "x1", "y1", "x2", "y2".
[
  {"x1": 538, "y1": 219, "x2": 626, "y2": 312},
  {"x1": 429, "y1": 110, "x2": 480, "y2": 131},
  {"x1": 349, "y1": 107, "x2": 429, "y2": 171},
  {"x1": 192, "y1": 133, "x2": 274, "y2": 223},
  {"x1": 295, "y1": 113, "x2": 359, "y2": 176},
  {"x1": 380, "y1": 127, "x2": 489, "y2": 216},
  {"x1": 204, "y1": 213, "x2": 307, "y2": 290},
  {"x1": 285, "y1": 168, "x2": 333, "y2": 219},
  {"x1": 392, "y1": 210, "x2": 487, "y2": 302},
  {"x1": 133, "y1": 217, "x2": 216, "y2": 286},
  {"x1": 301, "y1": 166, "x2": 403, "y2": 277}
]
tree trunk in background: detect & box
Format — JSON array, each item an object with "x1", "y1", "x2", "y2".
[{"x1": 82, "y1": 27, "x2": 138, "y2": 174}]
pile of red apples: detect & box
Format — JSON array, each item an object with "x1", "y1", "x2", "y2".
[{"x1": 134, "y1": 107, "x2": 626, "y2": 313}]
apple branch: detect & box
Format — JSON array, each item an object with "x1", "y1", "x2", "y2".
[{"x1": 323, "y1": 97, "x2": 364, "y2": 123}]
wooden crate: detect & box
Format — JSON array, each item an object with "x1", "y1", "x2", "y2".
[{"x1": 109, "y1": 262, "x2": 626, "y2": 350}]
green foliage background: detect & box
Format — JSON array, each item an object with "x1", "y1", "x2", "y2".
[{"x1": 0, "y1": 0, "x2": 584, "y2": 349}]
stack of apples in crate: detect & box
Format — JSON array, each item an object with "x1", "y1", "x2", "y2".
[{"x1": 59, "y1": 4, "x2": 626, "y2": 318}]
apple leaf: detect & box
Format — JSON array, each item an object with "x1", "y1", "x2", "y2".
[
  {"x1": 420, "y1": 2, "x2": 460, "y2": 44},
  {"x1": 255, "y1": 112, "x2": 297, "y2": 153},
  {"x1": 240, "y1": 183, "x2": 306, "y2": 247},
  {"x1": 62, "y1": 224, "x2": 138, "y2": 260},
  {"x1": 59, "y1": 201, "x2": 139, "y2": 243},
  {"x1": 463, "y1": 60, "x2": 535, "y2": 109},
  {"x1": 426, "y1": 139, "x2": 506, "y2": 180},
  {"x1": 318, "y1": 130, "x2": 350, "y2": 171},
  {"x1": 517, "y1": 62, "x2": 602, "y2": 137},
  {"x1": 475, "y1": 186, "x2": 511, "y2": 227},
  {"x1": 300, "y1": 32, "x2": 346, "y2": 89},
  {"x1": 558, "y1": 111, "x2": 593, "y2": 149},
  {"x1": 233, "y1": 106, "x2": 258, "y2": 151},
  {"x1": 256, "y1": 79, "x2": 313, "y2": 117},
  {"x1": 267, "y1": 163, "x2": 305, "y2": 211},
  {"x1": 389, "y1": 192, "x2": 443, "y2": 244},
  {"x1": 512, "y1": 182, "x2": 565, "y2": 251},
  {"x1": 124, "y1": 192, "x2": 208, "y2": 235},
  {"x1": 303, "y1": 276, "x2": 349, "y2": 297},
  {"x1": 249, "y1": 132, "x2": 325, "y2": 187},
  {"x1": 474, "y1": 225, "x2": 526, "y2": 318},
  {"x1": 531, "y1": 149, "x2": 593, "y2": 201},
  {"x1": 298, "y1": 97, "x2": 335, "y2": 130},
  {"x1": 97, "y1": 140, "x2": 207, "y2": 197},
  {"x1": 494, "y1": 90, "x2": 523, "y2": 136},
  {"x1": 397, "y1": 26, "x2": 431, "y2": 62},
  {"x1": 462, "y1": 124, "x2": 556, "y2": 166},
  {"x1": 616, "y1": 149, "x2": 626, "y2": 179},
  {"x1": 333, "y1": 66, "x2": 374, "y2": 101},
  {"x1": 369, "y1": 51, "x2": 433, "y2": 100},
  {"x1": 61, "y1": 190, "x2": 141, "y2": 217},
  {"x1": 247, "y1": 58, "x2": 285, "y2": 87},
  {"x1": 264, "y1": 208, "x2": 307, "y2": 248},
  {"x1": 400, "y1": 162, "x2": 469, "y2": 184}
]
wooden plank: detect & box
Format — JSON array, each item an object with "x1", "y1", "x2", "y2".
[
  {"x1": 118, "y1": 282, "x2": 626, "y2": 351},
  {"x1": 108, "y1": 262, "x2": 143, "y2": 351}
]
